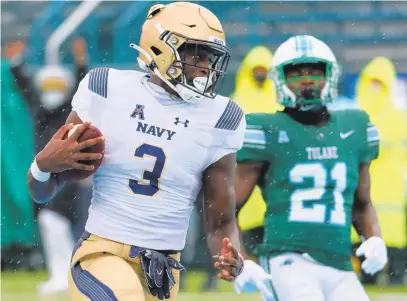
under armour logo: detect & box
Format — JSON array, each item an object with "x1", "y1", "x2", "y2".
[
  {"x1": 130, "y1": 104, "x2": 145, "y2": 120},
  {"x1": 174, "y1": 117, "x2": 189, "y2": 127}
]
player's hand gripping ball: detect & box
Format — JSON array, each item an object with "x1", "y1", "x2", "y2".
[
  {"x1": 57, "y1": 123, "x2": 105, "y2": 182},
  {"x1": 35, "y1": 122, "x2": 105, "y2": 181}
]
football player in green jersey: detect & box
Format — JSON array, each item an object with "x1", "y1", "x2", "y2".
[{"x1": 233, "y1": 35, "x2": 387, "y2": 301}]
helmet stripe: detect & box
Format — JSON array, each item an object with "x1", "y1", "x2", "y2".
[
  {"x1": 300, "y1": 35, "x2": 307, "y2": 56},
  {"x1": 307, "y1": 36, "x2": 313, "y2": 55},
  {"x1": 299, "y1": 35, "x2": 304, "y2": 56},
  {"x1": 295, "y1": 36, "x2": 300, "y2": 54}
]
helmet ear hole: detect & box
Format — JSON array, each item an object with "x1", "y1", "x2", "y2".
[
  {"x1": 147, "y1": 4, "x2": 165, "y2": 19},
  {"x1": 150, "y1": 46, "x2": 162, "y2": 56}
]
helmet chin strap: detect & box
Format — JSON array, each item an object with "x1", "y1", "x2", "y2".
[{"x1": 130, "y1": 43, "x2": 205, "y2": 104}]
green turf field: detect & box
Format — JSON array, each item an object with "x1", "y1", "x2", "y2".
[{"x1": 2, "y1": 271, "x2": 406, "y2": 301}]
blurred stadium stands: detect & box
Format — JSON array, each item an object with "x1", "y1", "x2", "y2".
[{"x1": 2, "y1": 1, "x2": 407, "y2": 74}]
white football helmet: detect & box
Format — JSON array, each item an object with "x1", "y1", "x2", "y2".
[{"x1": 269, "y1": 35, "x2": 341, "y2": 110}]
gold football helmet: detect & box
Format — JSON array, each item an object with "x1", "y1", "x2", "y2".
[{"x1": 130, "y1": 2, "x2": 230, "y2": 103}]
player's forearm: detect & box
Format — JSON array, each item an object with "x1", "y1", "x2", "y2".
[
  {"x1": 202, "y1": 153, "x2": 244, "y2": 257},
  {"x1": 233, "y1": 164, "x2": 262, "y2": 259},
  {"x1": 205, "y1": 214, "x2": 241, "y2": 257},
  {"x1": 27, "y1": 169, "x2": 64, "y2": 204},
  {"x1": 352, "y1": 201, "x2": 381, "y2": 239}
]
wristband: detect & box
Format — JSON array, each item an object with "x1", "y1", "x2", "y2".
[
  {"x1": 237, "y1": 252, "x2": 245, "y2": 276},
  {"x1": 30, "y1": 159, "x2": 51, "y2": 182}
]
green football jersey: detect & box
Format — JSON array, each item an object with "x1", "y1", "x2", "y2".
[{"x1": 237, "y1": 109, "x2": 379, "y2": 271}]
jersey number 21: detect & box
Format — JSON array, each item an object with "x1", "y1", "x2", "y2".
[{"x1": 289, "y1": 162, "x2": 346, "y2": 225}]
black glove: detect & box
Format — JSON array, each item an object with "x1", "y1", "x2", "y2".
[{"x1": 140, "y1": 249, "x2": 185, "y2": 300}]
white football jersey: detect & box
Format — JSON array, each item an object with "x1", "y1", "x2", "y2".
[{"x1": 71, "y1": 68, "x2": 245, "y2": 250}]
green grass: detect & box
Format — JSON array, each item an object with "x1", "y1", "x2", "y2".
[{"x1": 1, "y1": 270, "x2": 406, "y2": 301}]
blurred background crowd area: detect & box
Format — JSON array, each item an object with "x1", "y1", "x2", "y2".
[{"x1": 1, "y1": 0, "x2": 407, "y2": 297}]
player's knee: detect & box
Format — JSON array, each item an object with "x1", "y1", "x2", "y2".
[{"x1": 70, "y1": 255, "x2": 144, "y2": 300}]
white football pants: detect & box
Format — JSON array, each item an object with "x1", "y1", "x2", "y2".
[{"x1": 259, "y1": 252, "x2": 370, "y2": 301}]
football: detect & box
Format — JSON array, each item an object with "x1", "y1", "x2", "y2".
[{"x1": 57, "y1": 124, "x2": 105, "y2": 182}]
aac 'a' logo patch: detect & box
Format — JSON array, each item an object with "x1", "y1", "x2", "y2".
[
  {"x1": 278, "y1": 130, "x2": 290, "y2": 144},
  {"x1": 130, "y1": 104, "x2": 145, "y2": 120}
]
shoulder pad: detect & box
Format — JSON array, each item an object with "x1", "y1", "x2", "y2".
[
  {"x1": 88, "y1": 67, "x2": 110, "y2": 98},
  {"x1": 215, "y1": 99, "x2": 244, "y2": 131},
  {"x1": 332, "y1": 107, "x2": 364, "y2": 117},
  {"x1": 333, "y1": 108, "x2": 370, "y2": 124}
]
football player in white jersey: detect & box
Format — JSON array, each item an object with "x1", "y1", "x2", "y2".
[{"x1": 27, "y1": 2, "x2": 245, "y2": 300}]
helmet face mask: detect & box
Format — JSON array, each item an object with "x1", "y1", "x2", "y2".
[
  {"x1": 281, "y1": 61, "x2": 327, "y2": 110},
  {"x1": 163, "y1": 32, "x2": 230, "y2": 99},
  {"x1": 270, "y1": 35, "x2": 341, "y2": 111},
  {"x1": 132, "y1": 2, "x2": 230, "y2": 103}
]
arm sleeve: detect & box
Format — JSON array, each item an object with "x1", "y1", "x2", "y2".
[
  {"x1": 360, "y1": 111, "x2": 380, "y2": 163},
  {"x1": 205, "y1": 100, "x2": 246, "y2": 167},
  {"x1": 71, "y1": 68, "x2": 109, "y2": 125},
  {"x1": 237, "y1": 113, "x2": 269, "y2": 162}
]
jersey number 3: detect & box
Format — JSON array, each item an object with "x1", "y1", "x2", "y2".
[
  {"x1": 289, "y1": 162, "x2": 346, "y2": 225},
  {"x1": 129, "y1": 143, "x2": 166, "y2": 197}
]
